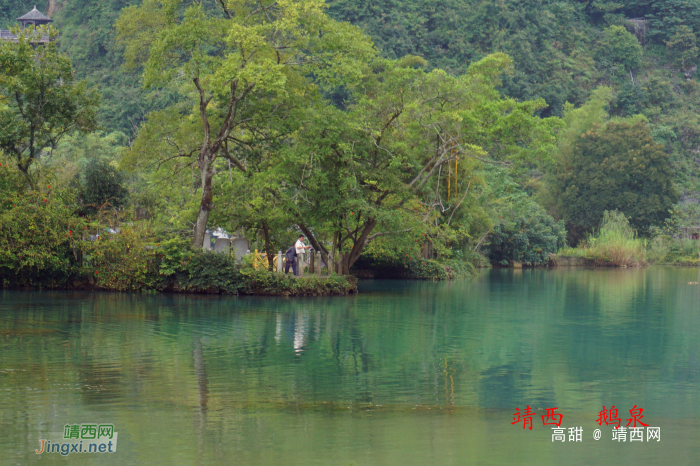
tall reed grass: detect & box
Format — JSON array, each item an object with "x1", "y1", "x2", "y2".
[
  {"x1": 647, "y1": 235, "x2": 700, "y2": 264},
  {"x1": 560, "y1": 211, "x2": 647, "y2": 266}
]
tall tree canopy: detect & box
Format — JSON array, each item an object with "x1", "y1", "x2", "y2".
[
  {"x1": 277, "y1": 53, "x2": 560, "y2": 273},
  {"x1": 557, "y1": 121, "x2": 678, "y2": 240},
  {"x1": 0, "y1": 26, "x2": 99, "y2": 184},
  {"x1": 117, "y1": 0, "x2": 376, "y2": 248}
]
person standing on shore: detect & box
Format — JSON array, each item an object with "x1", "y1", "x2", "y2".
[{"x1": 285, "y1": 235, "x2": 311, "y2": 276}]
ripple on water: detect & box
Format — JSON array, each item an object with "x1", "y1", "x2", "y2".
[{"x1": 1, "y1": 270, "x2": 699, "y2": 465}]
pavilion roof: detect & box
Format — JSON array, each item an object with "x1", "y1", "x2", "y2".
[{"x1": 17, "y1": 7, "x2": 53, "y2": 22}]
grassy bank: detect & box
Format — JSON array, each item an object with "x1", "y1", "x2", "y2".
[
  {"x1": 0, "y1": 233, "x2": 357, "y2": 296},
  {"x1": 554, "y1": 211, "x2": 700, "y2": 267},
  {"x1": 555, "y1": 211, "x2": 647, "y2": 267},
  {"x1": 646, "y1": 236, "x2": 700, "y2": 266}
]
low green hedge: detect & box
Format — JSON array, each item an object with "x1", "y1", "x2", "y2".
[
  {"x1": 1, "y1": 233, "x2": 357, "y2": 296},
  {"x1": 352, "y1": 255, "x2": 477, "y2": 280}
]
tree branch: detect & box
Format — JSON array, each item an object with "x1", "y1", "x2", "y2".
[
  {"x1": 153, "y1": 151, "x2": 197, "y2": 171},
  {"x1": 298, "y1": 223, "x2": 329, "y2": 257},
  {"x1": 447, "y1": 180, "x2": 471, "y2": 225},
  {"x1": 366, "y1": 227, "x2": 413, "y2": 242},
  {"x1": 193, "y1": 76, "x2": 212, "y2": 153},
  {"x1": 217, "y1": 0, "x2": 232, "y2": 18},
  {"x1": 220, "y1": 147, "x2": 247, "y2": 174},
  {"x1": 212, "y1": 80, "x2": 256, "y2": 155}
]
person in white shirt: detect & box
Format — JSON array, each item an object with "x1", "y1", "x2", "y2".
[
  {"x1": 285, "y1": 235, "x2": 311, "y2": 276},
  {"x1": 295, "y1": 235, "x2": 311, "y2": 256}
]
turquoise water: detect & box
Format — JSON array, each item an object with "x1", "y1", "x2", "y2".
[{"x1": 1, "y1": 267, "x2": 699, "y2": 465}]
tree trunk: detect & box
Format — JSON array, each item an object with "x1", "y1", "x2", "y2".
[
  {"x1": 189, "y1": 77, "x2": 255, "y2": 248},
  {"x1": 344, "y1": 219, "x2": 378, "y2": 272},
  {"x1": 340, "y1": 253, "x2": 351, "y2": 275},
  {"x1": 298, "y1": 220, "x2": 379, "y2": 276},
  {"x1": 262, "y1": 223, "x2": 274, "y2": 271},
  {"x1": 192, "y1": 158, "x2": 215, "y2": 248}
]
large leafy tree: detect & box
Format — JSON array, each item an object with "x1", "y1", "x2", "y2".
[
  {"x1": 0, "y1": 26, "x2": 99, "y2": 184},
  {"x1": 557, "y1": 121, "x2": 678, "y2": 241},
  {"x1": 117, "y1": 0, "x2": 375, "y2": 248},
  {"x1": 278, "y1": 54, "x2": 560, "y2": 274},
  {"x1": 666, "y1": 25, "x2": 700, "y2": 70},
  {"x1": 595, "y1": 25, "x2": 643, "y2": 76},
  {"x1": 77, "y1": 159, "x2": 130, "y2": 216}
]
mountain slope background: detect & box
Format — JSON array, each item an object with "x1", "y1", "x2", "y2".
[{"x1": 3, "y1": 0, "x2": 700, "y2": 208}]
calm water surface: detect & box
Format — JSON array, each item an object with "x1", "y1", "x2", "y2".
[{"x1": 1, "y1": 267, "x2": 699, "y2": 465}]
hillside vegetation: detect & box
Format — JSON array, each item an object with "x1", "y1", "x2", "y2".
[{"x1": 1, "y1": 0, "x2": 699, "y2": 287}]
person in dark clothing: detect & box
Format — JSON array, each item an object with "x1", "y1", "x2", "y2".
[
  {"x1": 285, "y1": 235, "x2": 312, "y2": 276},
  {"x1": 284, "y1": 245, "x2": 298, "y2": 276}
]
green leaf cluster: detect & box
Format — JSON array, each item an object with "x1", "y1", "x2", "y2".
[
  {"x1": 0, "y1": 26, "x2": 99, "y2": 182},
  {"x1": 556, "y1": 121, "x2": 678, "y2": 241}
]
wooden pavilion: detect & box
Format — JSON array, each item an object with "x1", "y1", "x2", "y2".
[{"x1": 0, "y1": 7, "x2": 53, "y2": 44}]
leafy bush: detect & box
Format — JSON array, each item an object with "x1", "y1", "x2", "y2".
[
  {"x1": 0, "y1": 182, "x2": 86, "y2": 288},
  {"x1": 559, "y1": 211, "x2": 647, "y2": 266},
  {"x1": 242, "y1": 269, "x2": 356, "y2": 295},
  {"x1": 171, "y1": 251, "x2": 246, "y2": 294},
  {"x1": 351, "y1": 253, "x2": 476, "y2": 280},
  {"x1": 79, "y1": 224, "x2": 158, "y2": 291},
  {"x1": 613, "y1": 82, "x2": 648, "y2": 117},
  {"x1": 167, "y1": 250, "x2": 356, "y2": 295},
  {"x1": 646, "y1": 234, "x2": 700, "y2": 264},
  {"x1": 666, "y1": 25, "x2": 699, "y2": 70},
  {"x1": 157, "y1": 236, "x2": 195, "y2": 277},
  {"x1": 595, "y1": 26, "x2": 643, "y2": 76},
  {"x1": 78, "y1": 159, "x2": 129, "y2": 215},
  {"x1": 486, "y1": 204, "x2": 566, "y2": 266}
]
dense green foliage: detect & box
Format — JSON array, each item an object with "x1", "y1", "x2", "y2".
[
  {"x1": 55, "y1": 0, "x2": 178, "y2": 135},
  {"x1": 0, "y1": 189, "x2": 84, "y2": 288},
  {"x1": 327, "y1": 0, "x2": 600, "y2": 117},
  {"x1": 0, "y1": 0, "x2": 34, "y2": 28},
  {"x1": 0, "y1": 161, "x2": 86, "y2": 287},
  {"x1": 487, "y1": 204, "x2": 567, "y2": 266},
  {"x1": 116, "y1": 0, "x2": 377, "y2": 250},
  {"x1": 2, "y1": 0, "x2": 700, "y2": 278},
  {"x1": 353, "y1": 254, "x2": 477, "y2": 280},
  {"x1": 0, "y1": 25, "x2": 99, "y2": 182},
  {"x1": 557, "y1": 210, "x2": 648, "y2": 266},
  {"x1": 77, "y1": 159, "x2": 130, "y2": 215},
  {"x1": 556, "y1": 121, "x2": 678, "y2": 241}
]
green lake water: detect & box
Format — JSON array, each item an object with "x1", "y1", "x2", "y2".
[{"x1": 1, "y1": 267, "x2": 699, "y2": 465}]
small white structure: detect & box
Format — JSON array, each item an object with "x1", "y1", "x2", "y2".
[
  {"x1": 214, "y1": 238, "x2": 231, "y2": 254},
  {"x1": 203, "y1": 232, "x2": 212, "y2": 251},
  {"x1": 231, "y1": 238, "x2": 250, "y2": 262}
]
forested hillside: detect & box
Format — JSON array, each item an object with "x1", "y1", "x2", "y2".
[
  {"x1": 4, "y1": 1, "x2": 696, "y2": 189},
  {"x1": 2, "y1": 0, "x2": 175, "y2": 135},
  {"x1": 3, "y1": 2, "x2": 697, "y2": 148},
  {"x1": 329, "y1": 0, "x2": 700, "y2": 192},
  {"x1": 2, "y1": 1, "x2": 696, "y2": 171},
  {"x1": 2, "y1": 0, "x2": 700, "y2": 291}
]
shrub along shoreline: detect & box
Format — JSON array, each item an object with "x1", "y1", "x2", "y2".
[
  {"x1": 551, "y1": 210, "x2": 700, "y2": 268},
  {"x1": 2, "y1": 265, "x2": 358, "y2": 297},
  {"x1": 0, "y1": 228, "x2": 358, "y2": 296},
  {"x1": 351, "y1": 257, "x2": 478, "y2": 280},
  {"x1": 67, "y1": 271, "x2": 358, "y2": 297},
  {"x1": 554, "y1": 211, "x2": 648, "y2": 267}
]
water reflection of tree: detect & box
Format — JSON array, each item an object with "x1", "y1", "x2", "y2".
[
  {"x1": 192, "y1": 336, "x2": 208, "y2": 465},
  {"x1": 2, "y1": 269, "x2": 700, "y2": 461}
]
